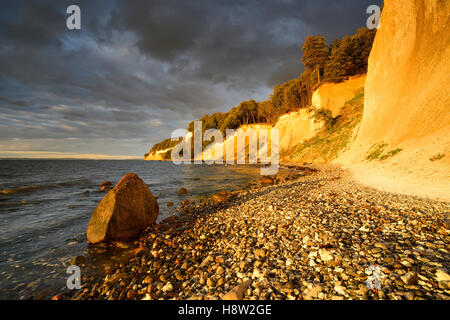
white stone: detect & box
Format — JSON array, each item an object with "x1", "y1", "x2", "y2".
[
  {"x1": 162, "y1": 282, "x2": 173, "y2": 292},
  {"x1": 334, "y1": 285, "x2": 347, "y2": 296}
]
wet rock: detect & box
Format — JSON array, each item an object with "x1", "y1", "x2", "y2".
[
  {"x1": 261, "y1": 176, "x2": 274, "y2": 185},
  {"x1": 70, "y1": 256, "x2": 86, "y2": 267},
  {"x1": 217, "y1": 190, "x2": 228, "y2": 197},
  {"x1": 98, "y1": 181, "x2": 113, "y2": 192},
  {"x1": 212, "y1": 194, "x2": 228, "y2": 203},
  {"x1": 98, "y1": 181, "x2": 113, "y2": 187},
  {"x1": 181, "y1": 200, "x2": 190, "y2": 206},
  {"x1": 87, "y1": 173, "x2": 159, "y2": 243},
  {"x1": 162, "y1": 215, "x2": 178, "y2": 224}
]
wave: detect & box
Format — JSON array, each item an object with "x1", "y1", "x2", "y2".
[
  {"x1": 0, "y1": 179, "x2": 90, "y2": 195},
  {"x1": 0, "y1": 200, "x2": 29, "y2": 206}
]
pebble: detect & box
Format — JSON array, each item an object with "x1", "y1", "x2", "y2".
[
  {"x1": 162, "y1": 282, "x2": 173, "y2": 293},
  {"x1": 401, "y1": 272, "x2": 418, "y2": 285},
  {"x1": 66, "y1": 164, "x2": 450, "y2": 301},
  {"x1": 222, "y1": 280, "x2": 252, "y2": 300}
]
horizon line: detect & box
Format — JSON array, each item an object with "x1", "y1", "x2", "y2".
[{"x1": 0, "y1": 150, "x2": 142, "y2": 160}]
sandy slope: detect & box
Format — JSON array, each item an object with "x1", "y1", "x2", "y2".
[{"x1": 338, "y1": 126, "x2": 450, "y2": 202}]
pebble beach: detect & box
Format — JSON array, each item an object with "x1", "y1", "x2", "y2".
[{"x1": 65, "y1": 164, "x2": 450, "y2": 300}]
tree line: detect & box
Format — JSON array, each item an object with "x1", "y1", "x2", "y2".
[
  {"x1": 149, "y1": 28, "x2": 376, "y2": 157},
  {"x1": 186, "y1": 27, "x2": 376, "y2": 136}
]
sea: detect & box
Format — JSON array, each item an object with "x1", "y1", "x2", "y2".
[{"x1": 0, "y1": 159, "x2": 290, "y2": 299}]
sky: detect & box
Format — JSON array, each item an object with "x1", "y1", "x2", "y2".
[{"x1": 0, "y1": 0, "x2": 382, "y2": 159}]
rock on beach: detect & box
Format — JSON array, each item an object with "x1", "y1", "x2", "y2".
[{"x1": 87, "y1": 173, "x2": 159, "y2": 243}]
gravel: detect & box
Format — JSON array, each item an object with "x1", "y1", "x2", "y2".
[{"x1": 66, "y1": 164, "x2": 450, "y2": 300}]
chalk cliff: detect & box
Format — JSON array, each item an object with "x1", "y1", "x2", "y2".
[
  {"x1": 338, "y1": 0, "x2": 450, "y2": 201},
  {"x1": 312, "y1": 75, "x2": 366, "y2": 117}
]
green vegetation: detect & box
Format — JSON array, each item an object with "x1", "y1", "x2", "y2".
[
  {"x1": 184, "y1": 28, "x2": 375, "y2": 136},
  {"x1": 310, "y1": 107, "x2": 335, "y2": 130},
  {"x1": 366, "y1": 143, "x2": 388, "y2": 161},
  {"x1": 429, "y1": 153, "x2": 445, "y2": 161},
  {"x1": 379, "y1": 148, "x2": 403, "y2": 160},
  {"x1": 324, "y1": 28, "x2": 376, "y2": 83},
  {"x1": 302, "y1": 35, "x2": 329, "y2": 83},
  {"x1": 147, "y1": 27, "x2": 376, "y2": 158},
  {"x1": 366, "y1": 143, "x2": 403, "y2": 161},
  {"x1": 149, "y1": 137, "x2": 183, "y2": 153},
  {"x1": 282, "y1": 88, "x2": 365, "y2": 162}
]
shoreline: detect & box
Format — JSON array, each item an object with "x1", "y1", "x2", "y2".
[
  {"x1": 143, "y1": 160, "x2": 450, "y2": 203},
  {"x1": 61, "y1": 164, "x2": 450, "y2": 300}
]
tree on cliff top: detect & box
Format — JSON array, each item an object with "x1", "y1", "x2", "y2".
[
  {"x1": 147, "y1": 27, "x2": 377, "y2": 158},
  {"x1": 324, "y1": 28, "x2": 376, "y2": 82},
  {"x1": 301, "y1": 35, "x2": 329, "y2": 83}
]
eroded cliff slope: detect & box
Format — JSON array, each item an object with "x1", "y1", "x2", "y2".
[{"x1": 338, "y1": 0, "x2": 450, "y2": 201}]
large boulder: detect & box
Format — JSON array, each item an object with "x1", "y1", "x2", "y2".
[{"x1": 87, "y1": 173, "x2": 159, "y2": 243}]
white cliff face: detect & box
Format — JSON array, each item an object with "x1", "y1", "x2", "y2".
[
  {"x1": 201, "y1": 124, "x2": 273, "y2": 163},
  {"x1": 274, "y1": 109, "x2": 323, "y2": 154},
  {"x1": 336, "y1": 0, "x2": 450, "y2": 201},
  {"x1": 145, "y1": 75, "x2": 372, "y2": 164},
  {"x1": 144, "y1": 150, "x2": 168, "y2": 161},
  {"x1": 312, "y1": 75, "x2": 366, "y2": 117},
  {"x1": 356, "y1": 0, "x2": 450, "y2": 147}
]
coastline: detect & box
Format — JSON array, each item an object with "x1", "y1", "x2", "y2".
[{"x1": 62, "y1": 164, "x2": 450, "y2": 300}]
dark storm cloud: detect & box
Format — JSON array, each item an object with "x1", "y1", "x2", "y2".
[{"x1": 0, "y1": 0, "x2": 382, "y2": 157}]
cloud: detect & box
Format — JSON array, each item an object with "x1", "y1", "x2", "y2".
[{"x1": 0, "y1": 0, "x2": 383, "y2": 157}]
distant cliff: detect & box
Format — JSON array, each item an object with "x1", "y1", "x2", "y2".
[
  {"x1": 144, "y1": 137, "x2": 183, "y2": 161},
  {"x1": 145, "y1": 75, "x2": 366, "y2": 164}
]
